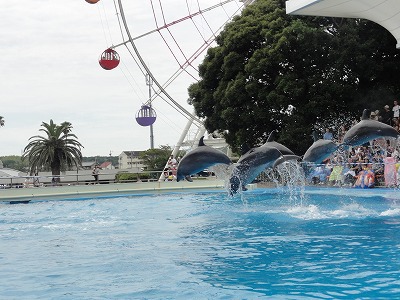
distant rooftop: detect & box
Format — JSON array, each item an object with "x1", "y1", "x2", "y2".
[{"x1": 0, "y1": 168, "x2": 22, "y2": 177}]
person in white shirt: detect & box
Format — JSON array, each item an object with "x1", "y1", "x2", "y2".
[{"x1": 392, "y1": 99, "x2": 400, "y2": 119}]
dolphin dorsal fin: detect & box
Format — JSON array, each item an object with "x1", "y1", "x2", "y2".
[
  {"x1": 198, "y1": 136, "x2": 205, "y2": 146},
  {"x1": 240, "y1": 143, "x2": 251, "y2": 155},
  {"x1": 312, "y1": 131, "x2": 319, "y2": 142},
  {"x1": 266, "y1": 130, "x2": 276, "y2": 142},
  {"x1": 361, "y1": 109, "x2": 370, "y2": 120}
]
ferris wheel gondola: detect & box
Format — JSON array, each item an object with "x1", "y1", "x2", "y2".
[
  {"x1": 136, "y1": 105, "x2": 157, "y2": 127},
  {"x1": 98, "y1": 48, "x2": 120, "y2": 70}
]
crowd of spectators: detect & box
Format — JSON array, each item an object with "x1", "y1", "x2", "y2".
[
  {"x1": 163, "y1": 155, "x2": 180, "y2": 181},
  {"x1": 308, "y1": 100, "x2": 400, "y2": 188}
]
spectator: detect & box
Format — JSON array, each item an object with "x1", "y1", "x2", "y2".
[
  {"x1": 354, "y1": 163, "x2": 375, "y2": 188},
  {"x1": 323, "y1": 128, "x2": 333, "y2": 140},
  {"x1": 92, "y1": 165, "x2": 100, "y2": 183},
  {"x1": 393, "y1": 118, "x2": 400, "y2": 133},
  {"x1": 379, "y1": 105, "x2": 392, "y2": 125},
  {"x1": 167, "y1": 155, "x2": 177, "y2": 167},
  {"x1": 337, "y1": 125, "x2": 346, "y2": 143},
  {"x1": 392, "y1": 99, "x2": 400, "y2": 119},
  {"x1": 370, "y1": 111, "x2": 378, "y2": 120}
]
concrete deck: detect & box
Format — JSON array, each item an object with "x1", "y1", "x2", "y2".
[{"x1": 0, "y1": 179, "x2": 229, "y2": 203}]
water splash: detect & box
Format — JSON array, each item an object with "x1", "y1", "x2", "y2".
[
  {"x1": 260, "y1": 160, "x2": 307, "y2": 206},
  {"x1": 210, "y1": 164, "x2": 248, "y2": 205}
]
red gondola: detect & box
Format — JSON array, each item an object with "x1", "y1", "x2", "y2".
[
  {"x1": 85, "y1": 0, "x2": 100, "y2": 4},
  {"x1": 136, "y1": 105, "x2": 157, "y2": 126},
  {"x1": 99, "y1": 48, "x2": 120, "y2": 70}
]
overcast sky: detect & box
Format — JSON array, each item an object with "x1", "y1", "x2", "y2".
[{"x1": 0, "y1": 0, "x2": 244, "y2": 157}]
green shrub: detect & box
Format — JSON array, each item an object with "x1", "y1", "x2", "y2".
[{"x1": 115, "y1": 172, "x2": 153, "y2": 182}]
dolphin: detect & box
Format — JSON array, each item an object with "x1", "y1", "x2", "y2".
[
  {"x1": 264, "y1": 131, "x2": 300, "y2": 167},
  {"x1": 176, "y1": 136, "x2": 232, "y2": 182},
  {"x1": 303, "y1": 131, "x2": 338, "y2": 164},
  {"x1": 229, "y1": 145, "x2": 283, "y2": 194},
  {"x1": 272, "y1": 154, "x2": 302, "y2": 168},
  {"x1": 264, "y1": 130, "x2": 295, "y2": 155},
  {"x1": 342, "y1": 109, "x2": 399, "y2": 147}
]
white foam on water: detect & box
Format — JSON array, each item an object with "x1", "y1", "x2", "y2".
[
  {"x1": 286, "y1": 204, "x2": 325, "y2": 220},
  {"x1": 285, "y1": 202, "x2": 378, "y2": 220},
  {"x1": 380, "y1": 208, "x2": 400, "y2": 217}
]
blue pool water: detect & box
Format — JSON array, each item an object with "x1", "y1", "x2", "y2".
[{"x1": 1, "y1": 187, "x2": 400, "y2": 299}]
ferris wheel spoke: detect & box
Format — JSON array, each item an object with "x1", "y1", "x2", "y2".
[
  {"x1": 112, "y1": 0, "x2": 240, "y2": 49},
  {"x1": 145, "y1": 8, "x2": 243, "y2": 105},
  {"x1": 112, "y1": 0, "x2": 249, "y2": 127},
  {"x1": 148, "y1": 38, "x2": 215, "y2": 104},
  {"x1": 117, "y1": 0, "x2": 203, "y2": 124}
]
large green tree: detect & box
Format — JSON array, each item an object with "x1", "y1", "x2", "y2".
[
  {"x1": 188, "y1": 0, "x2": 400, "y2": 154},
  {"x1": 140, "y1": 145, "x2": 174, "y2": 171},
  {"x1": 22, "y1": 120, "x2": 83, "y2": 181}
]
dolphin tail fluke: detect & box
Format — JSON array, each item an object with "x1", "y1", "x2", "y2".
[{"x1": 185, "y1": 175, "x2": 193, "y2": 182}]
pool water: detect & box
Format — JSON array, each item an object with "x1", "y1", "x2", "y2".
[{"x1": 1, "y1": 187, "x2": 400, "y2": 299}]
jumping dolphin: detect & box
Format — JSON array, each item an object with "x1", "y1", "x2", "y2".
[
  {"x1": 272, "y1": 154, "x2": 302, "y2": 168},
  {"x1": 229, "y1": 145, "x2": 283, "y2": 194},
  {"x1": 303, "y1": 131, "x2": 338, "y2": 164},
  {"x1": 265, "y1": 130, "x2": 295, "y2": 155},
  {"x1": 342, "y1": 109, "x2": 399, "y2": 147},
  {"x1": 176, "y1": 136, "x2": 232, "y2": 182},
  {"x1": 264, "y1": 130, "x2": 301, "y2": 167}
]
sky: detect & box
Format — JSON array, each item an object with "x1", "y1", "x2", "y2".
[{"x1": 0, "y1": 0, "x2": 245, "y2": 157}]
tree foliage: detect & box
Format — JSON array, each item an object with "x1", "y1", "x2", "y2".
[
  {"x1": 0, "y1": 116, "x2": 4, "y2": 127},
  {"x1": 139, "y1": 145, "x2": 173, "y2": 171},
  {"x1": 22, "y1": 120, "x2": 83, "y2": 179},
  {"x1": 188, "y1": 0, "x2": 400, "y2": 154},
  {"x1": 0, "y1": 155, "x2": 28, "y2": 171}
]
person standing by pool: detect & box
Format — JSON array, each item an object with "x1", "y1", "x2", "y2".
[
  {"x1": 392, "y1": 99, "x2": 400, "y2": 120},
  {"x1": 92, "y1": 165, "x2": 100, "y2": 184}
]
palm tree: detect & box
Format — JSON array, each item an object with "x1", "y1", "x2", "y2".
[
  {"x1": 0, "y1": 116, "x2": 4, "y2": 127},
  {"x1": 22, "y1": 120, "x2": 83, "y2": 182}
]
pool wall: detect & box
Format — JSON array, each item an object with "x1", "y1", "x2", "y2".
[{"x1": 0, "y1": 179, "x2": 237, "y2": 202}]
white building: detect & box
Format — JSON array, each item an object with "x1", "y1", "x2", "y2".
[{"x1": 118, "y1": 151, "x2": 146, "y2": 171}]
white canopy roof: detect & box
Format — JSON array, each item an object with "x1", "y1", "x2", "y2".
[{"x1": 285, "y1": 0, "x2": 400, "y2": 48}]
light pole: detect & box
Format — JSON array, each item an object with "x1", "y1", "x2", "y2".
[{"x1": 146, "y1": 74, "x2": 154, "y2": 149}]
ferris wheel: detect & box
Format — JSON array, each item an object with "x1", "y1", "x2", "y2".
[{"x1": 85, "y1": 0, "x2": 252, "y2": 156}]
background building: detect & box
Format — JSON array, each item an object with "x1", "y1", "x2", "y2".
[{"x1": 118, "y1": 151, "x2": 146, "y2": 171}]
